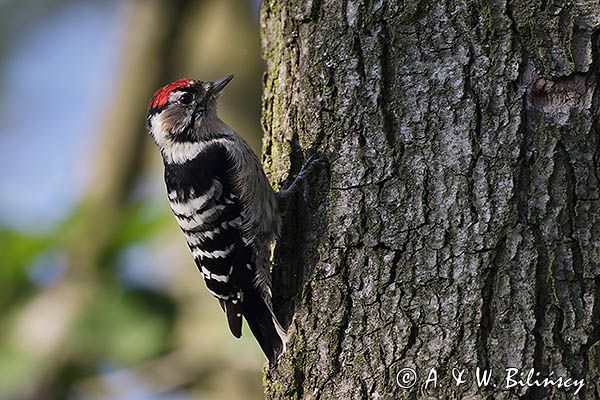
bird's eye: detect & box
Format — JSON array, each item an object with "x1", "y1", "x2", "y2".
[{"x1": 178, "y1": 93, "x2": 193, "y2": 105}]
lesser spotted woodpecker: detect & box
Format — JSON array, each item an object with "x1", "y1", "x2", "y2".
[{"x1": 146, "y1": 75, "x2": 317, "y2": 365}]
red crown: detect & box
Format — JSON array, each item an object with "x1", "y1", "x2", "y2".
[{"x1": 150, "y1": 78, "x2": 195, "y2": 108}]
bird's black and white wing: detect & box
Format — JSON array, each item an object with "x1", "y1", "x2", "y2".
[{"x1": 164, "y1": 139, "x2": 285, "y2": 364}]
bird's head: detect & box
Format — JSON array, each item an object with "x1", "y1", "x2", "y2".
[{"x1": 146, "y1": 75, "x2": 233, "y2": 147}]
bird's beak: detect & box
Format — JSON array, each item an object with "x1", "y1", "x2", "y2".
[{"x1": 210, "y1": 74, "x2": 234, "y2": 95}]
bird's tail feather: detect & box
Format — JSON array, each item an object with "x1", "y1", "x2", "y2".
[{"x1": 241, "y1": 289, "x2": 287, "y2": 366}]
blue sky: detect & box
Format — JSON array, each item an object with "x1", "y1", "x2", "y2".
[{"x1": 0, "y1": 1, "x2": 122, "y2": 229}]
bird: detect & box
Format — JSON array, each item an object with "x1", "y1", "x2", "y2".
[{"x1": 145, "y1": 75, "x2": 318, "y2": 365}]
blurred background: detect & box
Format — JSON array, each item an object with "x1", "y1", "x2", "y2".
[{"x1": 0, "y1": 0, "x2": 266, "y2": 399}]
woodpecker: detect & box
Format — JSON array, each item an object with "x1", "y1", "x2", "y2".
[{"x1": 146, "y1": 75, "x2": 317, "y2": 365}]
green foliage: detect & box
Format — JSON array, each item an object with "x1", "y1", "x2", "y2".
[
  {"x1": 111, "y1": 203, "x2": 172, "y2": 249},
  {"x1": 0, "y1": 343, "x2": 41, "y2": 396},
  {"x1": 69, "y1": 286, "x2": 176, "y2": 365},
  {"x1": 0, "y1": 227, "x2": 53, "y2": 308},
  {"x1": 0, "y1": 200, "x2": 175, "y2": 392}
]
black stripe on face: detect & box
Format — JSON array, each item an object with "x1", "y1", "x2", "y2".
[{"x1": 167, "y1": 127, "x2": 196, "y2": 143}]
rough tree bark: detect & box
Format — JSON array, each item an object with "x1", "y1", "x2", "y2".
[{"x1": 260, "y1": 0, "x2": 600, "y2": 399}]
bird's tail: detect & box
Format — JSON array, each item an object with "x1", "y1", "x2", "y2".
[{"x1": 241, "y1": 289, "x2": 287, "y2": 366}]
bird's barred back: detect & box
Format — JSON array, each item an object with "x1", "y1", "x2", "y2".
[{"x1": 164, "y1": 143, "x2": 254, "y2": 302}]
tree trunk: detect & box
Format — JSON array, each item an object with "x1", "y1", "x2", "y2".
[{"x1": 260, "y1": 1, "x2": 600, "y2": 399}]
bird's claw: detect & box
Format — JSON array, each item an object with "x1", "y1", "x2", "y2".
[{"x1": 277, "y1": 153, "x2": 326, "y2": 203}]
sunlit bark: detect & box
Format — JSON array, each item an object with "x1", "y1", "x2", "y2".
[{"x1": 262, "y1": 1, "x2": 600, "y2": 399}]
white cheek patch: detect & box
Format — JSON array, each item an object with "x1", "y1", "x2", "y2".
[
  {"x1": 149, "y1": 113, "x2": 196, "y2": 164},
  {"x1": 149, "y1": 114, "x2": 168, "y2": 145},
  {"x1": 149, "y1": 111, "x2": 192, "y2": 142}
]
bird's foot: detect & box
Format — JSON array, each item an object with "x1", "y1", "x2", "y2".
[{"x1": 277, "y1": 153, "x2": 325, "y2": 203}]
